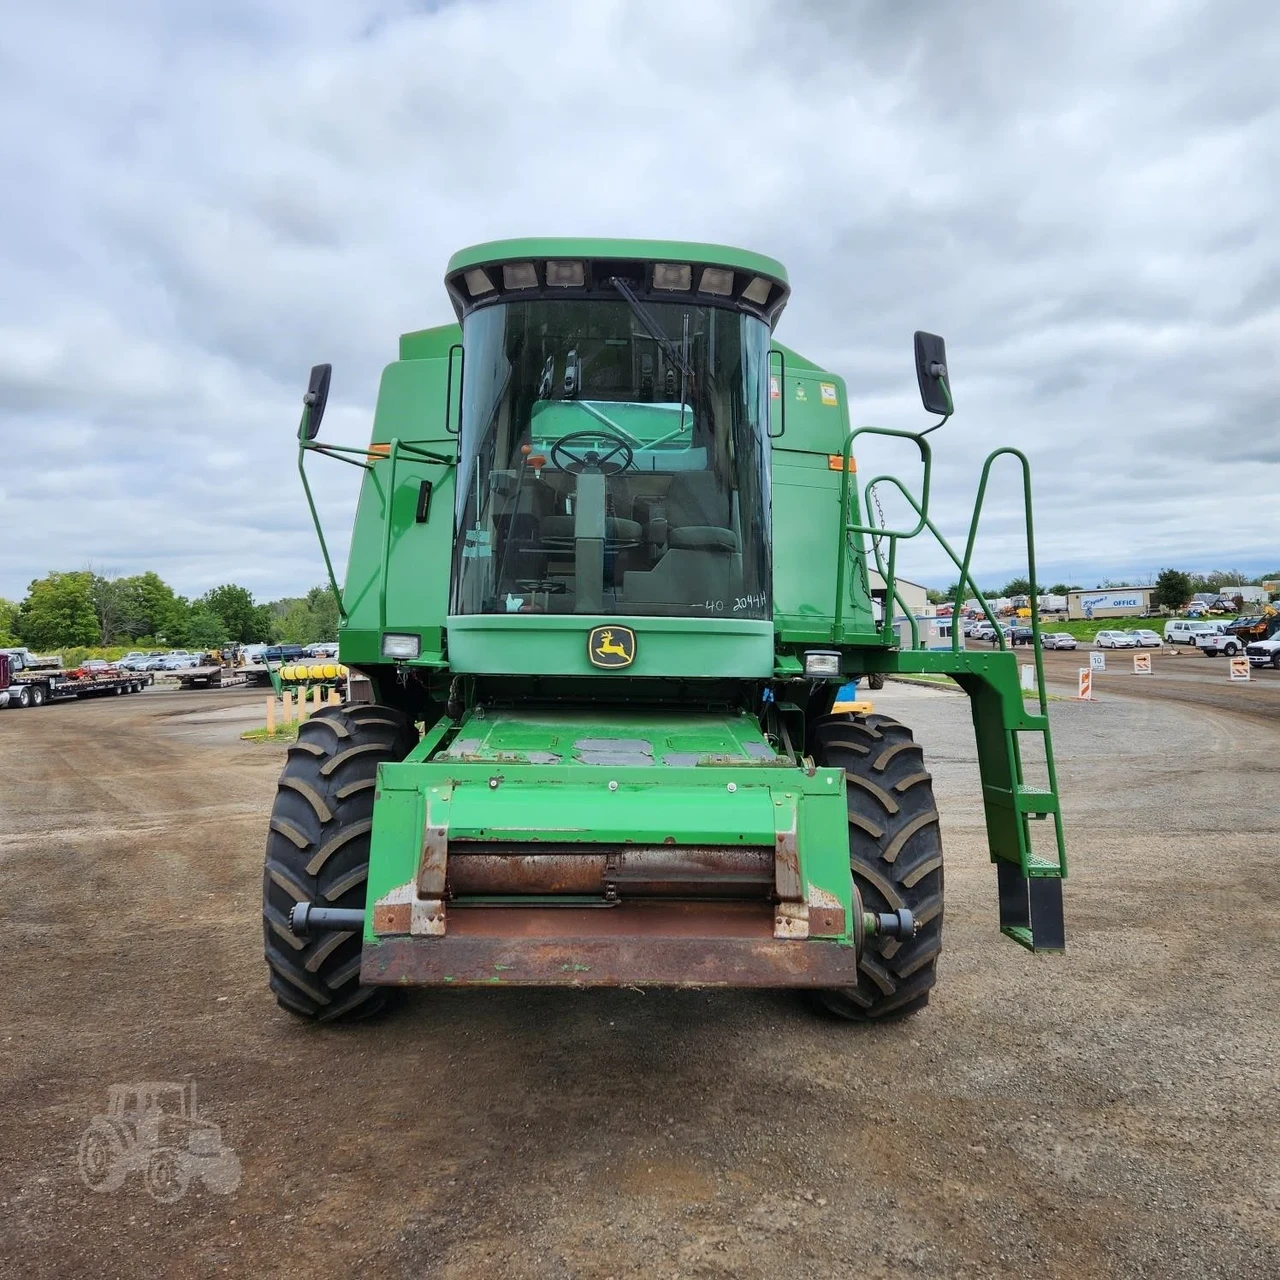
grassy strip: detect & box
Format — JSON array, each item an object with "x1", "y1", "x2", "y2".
[{"x1": 241, "y1": 723, "x2": 300, "y2": 743}]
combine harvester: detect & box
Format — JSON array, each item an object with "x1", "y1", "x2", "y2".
[{"x1": 263, "y1": 239, "x2": 1066, "y2": 1022}]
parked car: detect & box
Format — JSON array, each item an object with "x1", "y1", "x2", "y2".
[
  {"x1": 304, "y1": 642, "x2": 339, "y2": 658},
  {"x1": 158, "y1": 654, "x2": 200, "y2": 670},
  {"x1": 1095, "y1": 630, "x2": 1138, "y2": 649},
  {"x1": 116, "y1": 651, "x2": 151, "y2": 669},
  {"x1": 1130, "y1": 629, "x2": 1162, "y2": 647},
  {"x1": 1009, "y1": 626, "x2": 1035, "y2": 646},
  {"x1": 259, "y1": 644, "x2": 306, "y2": 664},
  {"x1": 78, "y1": 659, "x2": 116, "y2": 674},
  {"x1": 1042, "y1": 633, "x2": 1078, "y2": 650}
]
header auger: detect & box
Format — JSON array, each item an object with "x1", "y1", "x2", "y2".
[{"x1": 262, "y1": 237, "x2": 1065, "y2": 1024}]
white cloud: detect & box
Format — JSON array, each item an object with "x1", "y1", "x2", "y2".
[{"x1": 1, "y1": 0, "x2": 1277, "y2": 602}]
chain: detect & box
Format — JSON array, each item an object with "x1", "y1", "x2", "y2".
[{"x1": 868, "y1": 482, "x2": 888, "y2": 561}]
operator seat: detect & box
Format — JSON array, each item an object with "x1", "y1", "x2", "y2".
[{"x1": 662, "y1": 470, "x2": 738, "y2": 552}]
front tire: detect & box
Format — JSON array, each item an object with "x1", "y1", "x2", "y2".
[
  {"x1": 262, "y1": 703, "x2": 417, "y2": 1021},
  {"x1": 811, "y1": 713, "x2": 944, "y2": 1020}
]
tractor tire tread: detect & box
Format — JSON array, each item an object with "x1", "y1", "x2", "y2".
[
  {"x1": 811, "y1": 711, "x2": 944, "y2": 1021},
  {"x1": 262, "y1": 702, "x2": 414, "y2": 1021}
]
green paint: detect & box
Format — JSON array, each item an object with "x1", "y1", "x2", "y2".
[{"x1": 290, "y1": 234, "x2": 1065, "y2": 972}]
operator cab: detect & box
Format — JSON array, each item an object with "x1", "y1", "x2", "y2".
[{"x1": 447, "y1": 250, "x2": 786, "y2": 620}]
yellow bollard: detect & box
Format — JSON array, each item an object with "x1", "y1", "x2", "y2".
[
  {"x1": 327, "y1": 689, "x2": 341, "y2": 706},
  {"x1": 282, "y1": 689, "x2": 294, "y2": 723},
  {"x1": 266, "y1": 696, "x2": 276, "y2": 733}
]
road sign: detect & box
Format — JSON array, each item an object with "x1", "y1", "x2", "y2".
[
  {"x1": 1077, "y1": 668, "x2": 1094, "y2": 700},
  {"x1": 1133, "y1": 653, "x2": 1151, "y2": 675},
  {"x1": 1230, "y1": 656, "x2": 1250, "y2": 681},
  {"x1": 1090, "y1": 651, "x2": 1106, "y2": 672}
]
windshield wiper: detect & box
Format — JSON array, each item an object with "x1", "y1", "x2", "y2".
[{"x1": 609, "y1": 276, "x2": 694, "y2": 382}]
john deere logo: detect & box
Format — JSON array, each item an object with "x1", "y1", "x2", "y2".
[{"x1": 588, "y1": 625, "x2": 636, "y2": 669}]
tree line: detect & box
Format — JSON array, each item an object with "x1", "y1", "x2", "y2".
[
  {"x1": 923, "y1": 569, "x2": 1278, "y2": 611},
  {"x1": 0, "y1": 571, "x2": 341, "y2": 652}
]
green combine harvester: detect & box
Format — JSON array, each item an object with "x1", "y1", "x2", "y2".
[{"x1": 264, "y1": 238, "x2": 1066, "y2": 1022}]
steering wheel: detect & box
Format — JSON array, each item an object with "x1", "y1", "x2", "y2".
[{"x1": 549, "y1": 429, "x2": 634, "y2": 476}]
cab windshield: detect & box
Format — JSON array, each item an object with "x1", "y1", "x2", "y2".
[{"x1": 452, "y1": 297, "x2": 772, "y2": 618}]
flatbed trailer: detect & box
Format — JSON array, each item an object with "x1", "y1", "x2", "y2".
[
  {"x1": 0, "y1": 655, "x2": 150, "y2": 709},
  {"x1": 174, "y1": 664, "x2": 247, "y2": 689}
]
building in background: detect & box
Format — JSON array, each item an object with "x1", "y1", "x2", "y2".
[
  {"x1": 868, "y1": 571, "x2": 929, "y2": 617},
  {"x1": 1067, "y1": 587, "x2": 1154, "y2": 619}
]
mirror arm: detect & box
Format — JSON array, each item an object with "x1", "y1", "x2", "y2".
[{"x1": 297, "y1": 439, "x2": 348, "y2": 622}]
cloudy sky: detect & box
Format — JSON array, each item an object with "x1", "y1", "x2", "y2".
[{"x1": 2, "y1": 0, "x2": 1277, "y2": 604}]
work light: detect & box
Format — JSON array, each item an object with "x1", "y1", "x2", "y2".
[
  {"x1": 381, "y1": 633, "x2": 421, "y2": 660},
  {"x1": 803, "y1": 650, "x2": 841, "y2": 677}
]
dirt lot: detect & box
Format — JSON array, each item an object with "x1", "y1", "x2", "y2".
[{"x1": 1, "y1": 668, "x2": 1277, "y2": 1279}]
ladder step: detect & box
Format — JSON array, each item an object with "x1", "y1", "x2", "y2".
[{"x1": 982, "y1": 785, "x2": 1060, "y2": 815}]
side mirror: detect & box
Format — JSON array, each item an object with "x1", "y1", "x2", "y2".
[
  {"x1": 301, "y1": 363, "x2": 332, "y2": 439},
  {"x1": 913, "y1": 332, "x2": 952, "y2": 416}
]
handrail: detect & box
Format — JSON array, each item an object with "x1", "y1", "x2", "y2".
[
  {"x1": 832, "y1": 429, "x2": 1046, "y2": 689},
  {"x1": 834, "y1": 427, "x2": 926, "y2": 637},
  {"x1": 298, "y1": 435, "x2": 458, "y2": 631},
  {"x1": 956, "y1": 448, "x2": 1048, "y2": 717}
]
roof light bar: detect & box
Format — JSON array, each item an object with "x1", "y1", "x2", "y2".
[
  {"x1": 698, "y1": 267, "x2": 734, "y2": 296},
  {"x1": 653, "y1": 263, "x2": 692, "y2": 291},
  {"x1": 741, "y1": 275, "x2": 772, "y2": 305},
  {"x1": 463, "y1": 268, "x2": 494, "y2": 296},
  {"x1": 545, "y1": 260, "x2": 585, "y2": 287},
  {"x1": 502, "y1": 262, "x2": 538, "y2": 289}
]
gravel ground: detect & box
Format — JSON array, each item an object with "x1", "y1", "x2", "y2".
[{"x1": 0, "y1": 681, "x2": 1276, "y2": 1278}]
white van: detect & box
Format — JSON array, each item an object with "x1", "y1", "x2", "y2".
[{"x1": 1164, "y1": 620, "x2": 1222, "y2": 644}]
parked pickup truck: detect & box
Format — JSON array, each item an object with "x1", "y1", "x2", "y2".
[
  {"x1": 1245, "y1": 637, "x2": 1280, "y2": 669},
  {"x1": 1196, "y1": 632, "x2": 1245, "y2": 657}
]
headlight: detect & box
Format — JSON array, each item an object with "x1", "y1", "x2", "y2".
[
  {"x1": 803, "y1": 650, "x2": 841, "y2": 677},
  {"x1": 381, "y1": 633, "x2": 421, "y2": 660}
]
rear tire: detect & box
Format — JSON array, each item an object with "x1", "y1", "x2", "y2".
[
  {"x1": 811, "y1": 712, "x2": 944, "y2": 1020},
  {"x1": 866, "y1": 672, "x2": 886, "y2": 691},
  {"x1": 262, "y1": 703, "x2": 417, "y2": 1021},
  {"x1": 30, "y1": 685, "x2": 45, "y2": 707}
]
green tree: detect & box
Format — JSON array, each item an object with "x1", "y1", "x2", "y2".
[
  {"x1": 15, "y1": 571, "x2": 100, "y2": 649},
  {"x1": 305, "y1": 585, "x2": 340, "y2": 640},
  {"x1": 0, "y1": 597, "x2": 18, "y2": 646},
  {"x1": 269, "y1": 585, "x2": 342, "y2": 645},
  {"x1": 1047, "y1": 582, "x2": 1075, "y2": 596},
  {"x1": 185, "y1": 606, "x2": 227, "y2": 649},
  {"x1": 129, "y1": 571, "x2": 186, "y2": 639},
  {"x1": 1151, "y1": 568, "x2": 1193, "y2": 612},
  {"x1": 1000, "y1": 577, "x2": 1043, "y2": 597},
  {"x1": 201, "y1": 584, "x2": 272, "y2": 643}
]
